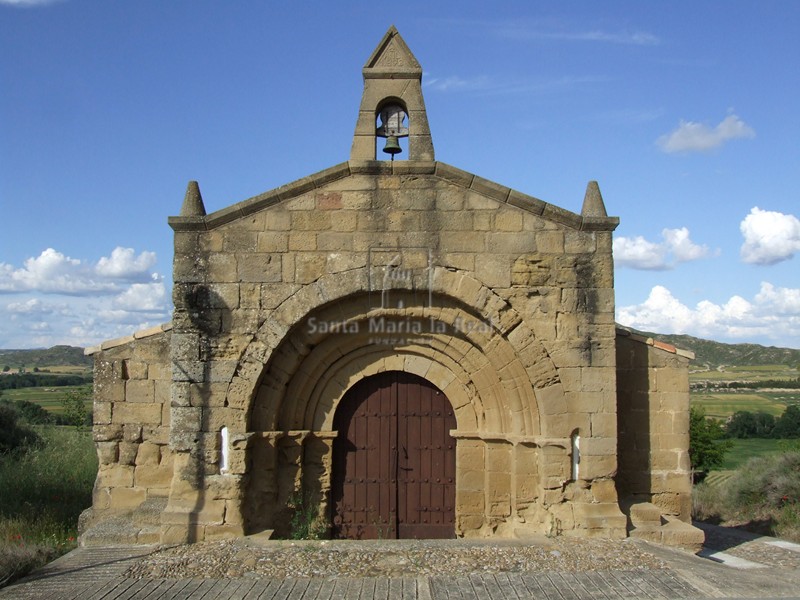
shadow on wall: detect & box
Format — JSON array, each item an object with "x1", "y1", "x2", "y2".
[
  {"x1": 169, "y1": 283, "x2": 231, "y2": 544},
  {"x1": 616, "y1": 336, "x2": 653, "y2": 508}
]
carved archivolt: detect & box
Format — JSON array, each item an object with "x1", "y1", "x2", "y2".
[{"x1": 229, "y1": 269, "x2": 564, "y2": 439}]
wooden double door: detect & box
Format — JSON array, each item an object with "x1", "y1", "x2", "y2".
[{"x1": 331, "y1": 371, "x2": 456, "y2": 539}]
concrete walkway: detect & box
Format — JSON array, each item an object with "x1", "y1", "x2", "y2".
[{"x1": 2, "y1": 526, "x2": 799, "y2": 600}]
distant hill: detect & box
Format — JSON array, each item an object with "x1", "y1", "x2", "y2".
[
  {"x1": 623, "y1": 328, "x2": 800, "y2": 369},
  {"x1": 2, "y1": 335, "x2": 798, "y2": 372},
  {"x1": 0, "y1": 345, "x2": 92, "y2": 369}
]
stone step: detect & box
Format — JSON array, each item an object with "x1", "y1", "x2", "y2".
[
  {"x1": 572, "y1": 502, "x2": 627, "y2": 531},
  {"x1": 80, "y1": 515, "x2": 160, "y2": 546},
  {"x1": 626, "y1": 502, "x2": 664, "y2": 527},
  {"x1": 133, "y1": 496, "x2": 169, "y2": 526},
  {"x1": 80, "y1": 497, "x2": 168, "y2": 547},
  {"x1": 660, "y1": 516, "x2": 705, "y2": 552},
  {"x1": 628, "y1": 514, "x2": 704, "y2": 553},
  {"x1": 627, "y1": 524, "x2": 663, "y2": 544}
]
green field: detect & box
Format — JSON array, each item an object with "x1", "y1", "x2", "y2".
[
  {"x1": 1, "y1": 385, "x2": 91, "y2": 415},
  {"x1": 762, "y1": 391, "x2": 800, "y2": 405},
  {"x1": 703, "y1": 439, "x2": 794, "y2": 488},
  {"x1": 690, "y1": 361, "x2": 799, "y2": 421},
  {"x1": 718, "y1": 438, "x2": 790, "y2": 470},
  {"x1": 0, "y1": 366, "x2": 90, "y2": 376},
  {"x1": 690, "y1": 363, "x2": 799, "y2": 383},
  {"x1": 703, "y1": 470, "x2": 735, "y2": 488},
  {"x1": 39, "y1": 366, "x2": 92, "y2": 375},
  {"x1": 691, "y1": 391, "x2": 790, "y2": 419}
]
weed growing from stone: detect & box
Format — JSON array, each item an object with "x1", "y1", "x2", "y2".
[{"x1": 287, "y1": 493, "x2": 328, "y2": 540}]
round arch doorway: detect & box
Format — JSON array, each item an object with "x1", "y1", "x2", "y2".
[{"x1": 331, "y1": 371, "x2": 457, "y2": 539}]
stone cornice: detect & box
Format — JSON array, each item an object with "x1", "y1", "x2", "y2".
[
  {"x1": 84, "y1": 322, "x2": 173, "y2": 356},
  {"x1": 615, "y1": 326, "x2": 695, "y2": 360},
  {"x1": 168, "y1": 161, "x2": 620, "y2": 233}
]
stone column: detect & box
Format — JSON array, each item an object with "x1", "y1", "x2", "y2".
[
  {"x1": 242, "y1": 432, "x2": 282, "y2": 534},
  {"x1": 452, "y1": 434, "x2": 486, "y2": 536},
  {"x1": 302, "y1": 432, "x2": 337, "y2": 532},
  {"x1": 275, "y1": 431, "x2": 309, "y2": 537}
]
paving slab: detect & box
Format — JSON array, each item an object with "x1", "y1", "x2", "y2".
[{"x1": 2, "y1": 525, "x2": 800, "y2": 600}]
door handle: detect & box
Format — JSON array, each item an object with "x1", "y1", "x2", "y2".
[{"x1": 399, "y1": 444, "x2": 412, "y2": 471}]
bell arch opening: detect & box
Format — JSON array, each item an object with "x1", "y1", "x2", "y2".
[{"x1": 375, "y1": 98, "x2": 409, "y2": 160}]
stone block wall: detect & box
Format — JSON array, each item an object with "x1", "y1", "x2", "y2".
[
  {"x1": 162, "y1": 161, "x2": 624, "y2": 541},
  {"x1": 616, "y1": 328, "x2": 694, "y2": 521},
  {"x1": 87, "y1": 325, "x2": 173, "y2": 517}
]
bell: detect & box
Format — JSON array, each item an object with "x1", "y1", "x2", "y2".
[{"x1": 382, "y1": 135, "x2": 402, "y2": 157}]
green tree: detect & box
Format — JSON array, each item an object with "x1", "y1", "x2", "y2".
[
  {"x1": 61, "y1": 389, "x2": 91, "y2": 429},
  {"x1": 0, "y1": 404, "x2": 40, "y2": 453},
  {"x1": 774, "y1": 405, "x2": 800, "y2": 438},
  {"x1": 690, "y1": 406, "x2": 732, "y2": 480},
  {"x1": 0, "y1": 399, "x2": 53, "y2": 425},
  {"x1": 727, "y1": 410, "x2": 776, "y2": 438}
]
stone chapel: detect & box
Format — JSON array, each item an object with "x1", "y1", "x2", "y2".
[{"x1": 81, "y1": 27, "x2": 704, "y2": 550}]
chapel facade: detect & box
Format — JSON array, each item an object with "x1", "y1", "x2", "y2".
[{"x1": 81, "y1": 27, "x2": 703, "y2": 550}]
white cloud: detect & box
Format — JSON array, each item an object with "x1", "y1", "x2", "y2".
[
  {"x1": 613, "y1": 227, "x2": 712, "y2": 270},
  {"x1": 0, "y1": 293, "x2": 171, "y2": 347},
  {"x1": 598, "y1": 107, "x2": 665, "y2": 124},
  {"x1": 662, "y1": 228, "x2": 710, "y2": 262},
  {"x1": 740, "y1": 207, "x2": 800, "y2": 265},
  {"x1": 755, "y1": 282, "x2": 800, "y2": 315},
  {"x1": 544, "y1": 30, "x2": 659, "y2": 45},
  {"x1": 0, "y1": 0, "x2": 63, "y2": 6},
  {"x1": 613, "y1": 236, "x2": 665, "y2": 270},
  {"x1": 6, "y1": 298, "x2": 51, "y2": 315},
  {"x1": 112, "y1": 282, "x2": 166, "y2": 312},
  {"x1": 0, "y1": 247, "x2": 160, "y2": 295},
  {"x1": 617, "y1": 282, "x2": 800, "y2": 346},
  {"x1": 485, "y1": 21, "x2": 659, "y2": 46},
  {"x1": 424, "y1": 75, "x2": 492, "y2": 93},
  {"x1": 657, "y1": 113, "x2": 755, "y2": 153},
  {"x1": 96, "y1": 247, "x2": 157, "y2": 278},
  {"x1": 0, "y1": 248, "x2": 107, "y2": 295},
  {"x1": 0, "y1": 246, "x2": 170, "y2": 348},
  {"x1": 424, "y1": 73, "x2": 606, "y2": 96}
]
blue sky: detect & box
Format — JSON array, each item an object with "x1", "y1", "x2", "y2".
[{"x1": 1, "y1": 1, "x2": 798, "y2": 349}]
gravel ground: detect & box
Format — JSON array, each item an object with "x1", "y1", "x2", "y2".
[
  {"x1": 699, "y1": 524, "x2": 800, "y2": 569},
  {"x1": 124, "y1": 537, "x2": 666, "y2": 579}
]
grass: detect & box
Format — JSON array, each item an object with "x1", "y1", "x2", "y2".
[
  {"x1": 719, "y1": 438, "x2": 790, "y2": 470},
  {"x1": 1, "y1": 385, "x2": 91, "y2": 416},
  {"x1": 0, "y1": 426, "x2": 97, "y2": 587},
  {"x1": 694, "y1": 451, "x2": 800, "y2": 542}
]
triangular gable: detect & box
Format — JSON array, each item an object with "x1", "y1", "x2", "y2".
[
  {"x1": 168, "y1": 161, "x2": 619, "y2": 233},
  {"x1": 363, "y1": 25, "x2": 421, "y2": 76}
]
